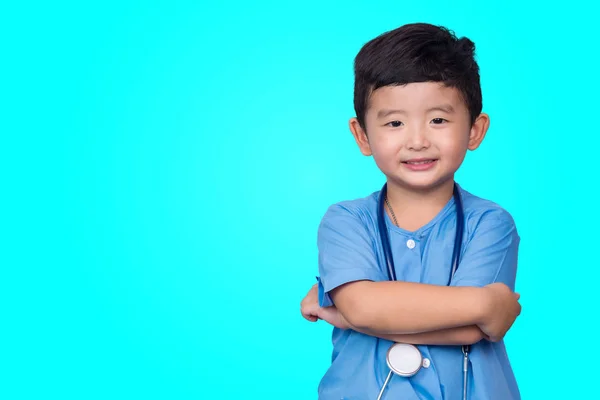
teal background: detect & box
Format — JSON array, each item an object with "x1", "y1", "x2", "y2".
[{"x1": 2, "y1": 1, "x2": 598, "y2": 398}]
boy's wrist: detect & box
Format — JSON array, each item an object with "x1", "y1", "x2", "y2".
[{"x1": 473, "y1": 287, "x2": 491, "y2": 327}]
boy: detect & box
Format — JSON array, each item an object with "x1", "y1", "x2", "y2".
[{"x1": 300, "y1": 23, "x2": 522, "y2": 399}]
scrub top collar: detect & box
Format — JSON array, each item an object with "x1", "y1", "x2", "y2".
[{"x1": 382, "y1": 184, "x2": 460, "y2": 238}]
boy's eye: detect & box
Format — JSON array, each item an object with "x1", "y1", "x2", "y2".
[
  {"x1": 431, "y1": 118, "x2": 447, "y2": 124},
  {"x1": 386, "y1": 121, "x2": 403, "y2": 127}
]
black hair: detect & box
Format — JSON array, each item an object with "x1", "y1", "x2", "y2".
[{"x1": 353, "y1": 23, "x2": 482, "y2": 129}]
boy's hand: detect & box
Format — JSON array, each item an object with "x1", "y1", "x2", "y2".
[
  {"x1": 478, "y1": 283, "x2": 521, "y2": 342},
  {"x1": 300, "y1": 284, "x2": 351, "y2": 330}
]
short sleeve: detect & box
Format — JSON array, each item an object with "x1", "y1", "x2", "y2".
[
  {"x1": 316, "y1": 204, "x2": 386, "y2": 307},
  {"x1": 450, "y1": 209, "x2": 520, "y2": 291}
]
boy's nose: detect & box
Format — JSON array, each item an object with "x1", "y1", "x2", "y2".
[{"x1": 405, "y1": 127, "x2": 430, "y2": 150}]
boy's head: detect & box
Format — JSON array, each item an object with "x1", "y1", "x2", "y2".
[{"x1": 349, "y1": 23, "x2": 490, "y2": 192}]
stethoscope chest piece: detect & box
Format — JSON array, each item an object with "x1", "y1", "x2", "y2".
[{"x1": 386, "y1": 343, "x2": 423, "y2": 377}]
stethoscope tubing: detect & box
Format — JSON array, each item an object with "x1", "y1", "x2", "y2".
[{"x1": 376, "y1": 182, "x2": 469, "y2": 400}]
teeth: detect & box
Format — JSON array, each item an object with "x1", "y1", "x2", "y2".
[{"x1": 406, "y1": 160, "x2": 434, "y2": 164}]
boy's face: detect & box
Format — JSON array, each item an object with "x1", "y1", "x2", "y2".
[{"x1": 350, "y1": 82, "x2": 489, "y2": 192}]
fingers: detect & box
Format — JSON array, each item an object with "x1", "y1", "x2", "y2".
[
  {"x1": 301, "y1": 297, "x2": 321, "y2": 322},
  {"x1": 301, "y1": 307, "x2": 319, "y2": 322}
]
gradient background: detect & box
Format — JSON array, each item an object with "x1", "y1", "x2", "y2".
[{"x1": 2, "y1": 1, "x2": 598, "y2": 399}]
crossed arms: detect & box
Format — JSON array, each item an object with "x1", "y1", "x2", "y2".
[
  {"x1": 301, "y1": 280, "x2": 520, "y2": 345},
  {"x1": 300, "y1": 205, "x2": 522, "y2": 346}
]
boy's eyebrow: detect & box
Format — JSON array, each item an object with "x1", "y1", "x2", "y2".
[
  {"x1": 427, "y1": 104, "x2": 455, "y2": 114},
  {"x1": 377, "y1": 109, "x2": 408, "y2": 119},
  {"x1": 377, "y1": 104, "x2": 455, "y2": 119}
]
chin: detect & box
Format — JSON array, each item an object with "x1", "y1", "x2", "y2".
[{"x1": 390, "y1": 175, "x2": 455, "y2": 192}]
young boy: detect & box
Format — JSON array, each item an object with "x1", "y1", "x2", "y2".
[{"x1": 300, "y1": 23, "x2": 522, "y2": 399}]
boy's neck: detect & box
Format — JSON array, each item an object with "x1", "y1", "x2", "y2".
[{"x1": 385, "y1": 179, "x2": 455, "y2": 232}]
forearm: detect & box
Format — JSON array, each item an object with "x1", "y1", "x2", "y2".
[
  {"x1": 332, "y1": 280, "x2": 488, "y2": 335},
  {"x1": 352, "y1": 324, "x2": 485, "y2": 346}
]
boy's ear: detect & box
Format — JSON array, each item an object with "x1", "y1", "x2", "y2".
[
  {"x1": 468, "y1": 113, "x2": 490, "y2": 150},
  {"x1": 349, "y1": 118, "x2": 372, "y2": 156}
]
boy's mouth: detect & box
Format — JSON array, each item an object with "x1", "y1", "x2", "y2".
[
  {"x1": 401, "y1": 158, "x2": 438, "y2": 171},
  {"x1": 402, "y1": 158, "x2": 438, "y2": 165}
]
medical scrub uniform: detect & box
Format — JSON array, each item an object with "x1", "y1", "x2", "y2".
[{"x1": 316, "y1": 185, "x2": 520, "y2": 400}]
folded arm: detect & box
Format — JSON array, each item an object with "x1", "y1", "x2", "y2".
[
  {"x1": 302, "y1": 283, "x2": 487, "y2": 345},
  {"x1": 330, "y1": 280, "x2": 487, "y2": 334},
  {"x1": 356, "y1": 325, "x2": 485, "y2": 346}
]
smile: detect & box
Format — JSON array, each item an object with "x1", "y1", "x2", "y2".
[
  {"x1": 404, "y1": 160, "x2": 436, "y2": 165},
  {"x1": 401, "y1": 159, "x2": 438, "y2": 171}
]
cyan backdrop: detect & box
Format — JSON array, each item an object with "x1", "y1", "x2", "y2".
[{"x1": 2, "y1": 1, "x2": 598, "y2": 398}]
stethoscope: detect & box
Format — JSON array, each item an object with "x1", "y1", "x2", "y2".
[{"x1": 376, "y1": 182, "x2": 469, "y2": 400}]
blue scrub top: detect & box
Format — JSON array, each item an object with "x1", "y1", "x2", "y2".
[{"x1": 316, "y1": 185, "x2": 520, "y2": 400}]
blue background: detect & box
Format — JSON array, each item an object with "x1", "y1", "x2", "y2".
[{"x1": 2, "y1": 1, "x2": 598, "y2": 398}]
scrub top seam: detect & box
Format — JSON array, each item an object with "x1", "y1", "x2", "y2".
[{"x1": 383, "y1": 196, "x2": 457, "y2": 237}]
